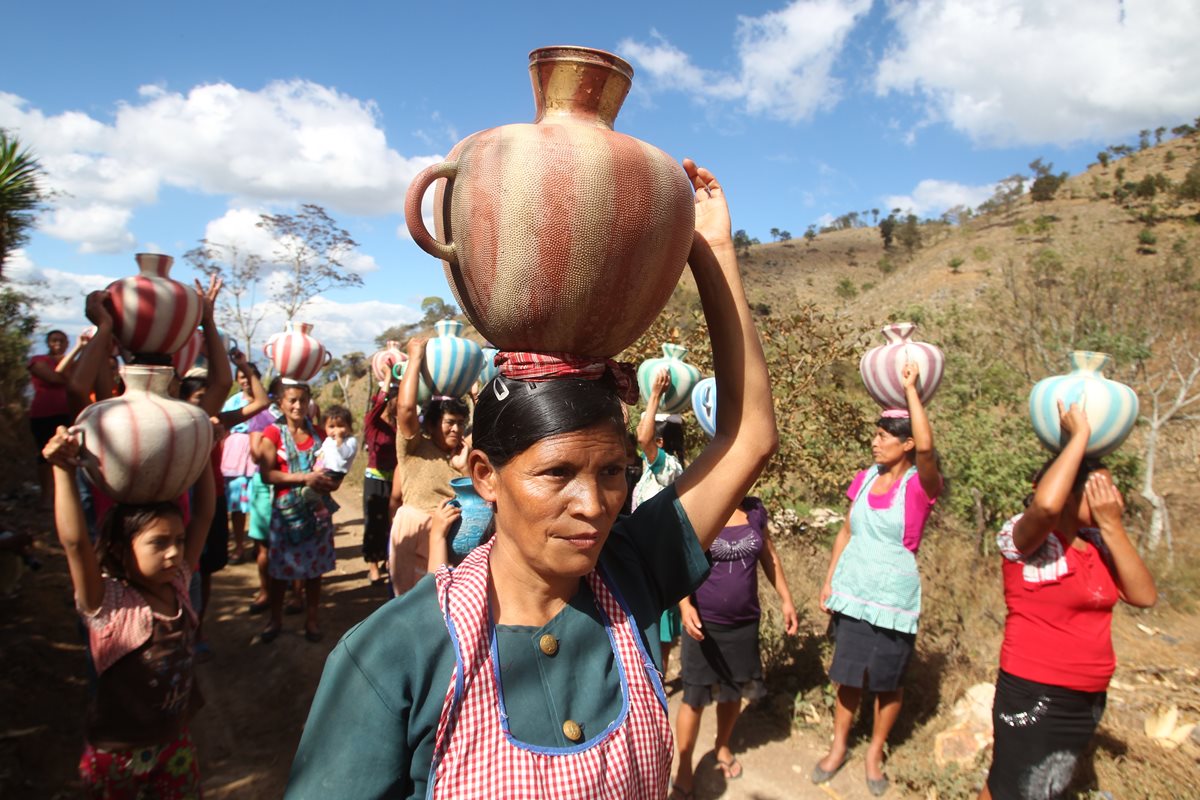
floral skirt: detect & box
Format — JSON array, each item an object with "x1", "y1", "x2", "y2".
[
  {"x1": 79, "y1": 728, "x2": 200, "y2": 799},
  {"x1": 267, "y1": 505, "x2": 336, "y2": 581}
]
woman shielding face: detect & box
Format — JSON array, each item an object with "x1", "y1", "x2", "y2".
[{"x1": 471, "y1": 421, "x2": 629, "y2": 581}]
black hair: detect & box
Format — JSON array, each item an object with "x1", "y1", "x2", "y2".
[
  {"x1": 422, "y1": 396, "x2": 470, "y2": 433},
  {"x1": 473, "y1": 376, "x2": 625, "y2": 467},
  {"x1": 876, "y1": 415, "x2": 913, "y2": 440},
  {"x1": 267, "y1": 376, "x2": 285, "y2": 399},
  {"x1": 96, "y1": 502, "x2": 185, "y2": 582},
  {"x1": 323, "y1": 404, "x2": 353, "y2": 431},
  {"x1": 179, "y1": 376, "x2": 207, "y2": 402},
  {"x1": 1025, "y1": 456, "x2": 1107, "y2": 507},
  {"x1": 280, "y1": 382, "x2": 311, "y2": 398},
  {"x1": 653, "y1": 417, "x2": 687, "y2": 464},
  {"x1": 236, "y1": 362, "x2": 261, "y2": 381},
  {"x1": 46, "y1": 329, "x2": 68, "y2": 343}
]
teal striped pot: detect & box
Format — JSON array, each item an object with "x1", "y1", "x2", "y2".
[
  {"x1": 637, "y1": 343, "x2": 701, "y2": 415},
  {"x1": 421, "y1": 320, "x2": 484, "y2": 399},
  {"x1": 691, "y1": 377, "x2": 717, "y2": 438},
  {"x1": 1029, "y1": 351, "x2": 1139, "y2": 458},
  {"x1": 477, "y1": 346, "x2": 500, "y2": 387}
]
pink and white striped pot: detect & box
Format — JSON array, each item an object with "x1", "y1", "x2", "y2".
[
  {"x1": 263, "y1": 322, "x2": 332, "y2": 382},
  {"x1": 370, "y1": 340, "x2": 407, "y2": 387},
  {"x1": 859, "y1": 322, "x2": 945, "y2": 409},
  {"x1": 172, "y1": 329, "x2": 204, "y2": 375},
  {"x1": 405, "y1": 46, "x2": 695, "y2": 357},
  {"x1": 105, "y1": 253, "x2": 203, "y2": 356},
  {"x1": 72, "y1": 365, "x2": 213, "y2": 503}
]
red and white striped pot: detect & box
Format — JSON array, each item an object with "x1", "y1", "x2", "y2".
[
  {"x1": 405, "y1": 46, "x2": 695, "y2": 357},
  {"x1": 106, "y1": 253, "x2": 203, "y2": 356},
  {"x1": 72, "y1": 365, "x2": 213, "y2": 504},
  {"x1": 370, "y1": 340, "x2": 406, "y2": 387},
  {"x1": 263, "y1": 322, "x2": 332, "y2": 382},
  {"x1": 172, "y1": 329, "x2": 204, "y2": 375},
  {"x1": 859, "y1": 322, "x2": 945, "y2": 409}
]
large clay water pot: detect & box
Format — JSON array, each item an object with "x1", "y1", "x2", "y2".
[
  {"x1": 859, "y1": 322, "x2": 945, "y2": 408},
  {"x1": 172, "y1": 329, "x2": 204, "y2": 375},
  {"x1": 193, "y1": 328, "x2": 235, "y2": 371},
  {"x1": 405, "y1": 46, "x2": 695, "y2": 357},
  {"x1": 106, "y1": 254, "x2": 203, "y2": 356},
  {"x1": 1029, "y1": 351, "x2": 1139, "y2": 457},
  {"x1": 447, "y1": 476, "x2": 493, "y2": 559},
  {"x1": 637, "y1": 343, "x2": 701, "y2": 415},
  {"x1": 422, "y1": 320, "x2": 484, "y2": 399},
  {"x1": 370, "y1": 340, "x2": 406, "y2": 387},
  {"x1": 72, "y1": 365, "x2": 213, "y2": 503},
  {"x1": 691, "y1": 377, "x2": 718, "y2": 439},
  {"x1": 263, "y1": 322, "x2": 332, "y2": 382},
  {"x1": 477, "y1": 345, "x2": 500, "y2": 387}
]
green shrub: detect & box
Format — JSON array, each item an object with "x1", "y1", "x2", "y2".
[
  {"x1": 972, "y1": 245, "x2": 991, "y2": 261},
  {"x1": 948, "y1": 256, "x2": 965, "y2": 273},
  {"x1": 834, "y1": 278, "x2": 857, "y2": 299}
]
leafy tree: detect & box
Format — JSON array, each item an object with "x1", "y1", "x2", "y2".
[
  {"x1": 870, "y1": 208, "x2": 879, "y2": 225},
  {"x1": 184, "y1": 242, "x2": 268, "y2": 357},
  {"x1": 769, "y1": 227, "x2": 780, "y2": 241},
  {"x1": 1177, "y1": 161, "x2": 1200, "y2": 201},
  {"x1": 1138, "y1": 129, "x2": 1151, "y2": 150},
  {"x1": 1028, "y1": 159, "x2": 1067, "y2": 202},
  {"x1": 373, "y1": 295, "x2": 458, "y2": 347},
  {"x1": 1154, "y1": 126, "x2": 1166, "y2": 145},
  {"x1": 1096, "y1": 151, "x2": 1110, "y2": 168},
  {"x1": 1171, "y1": 124, "x2": 1195, "y2": 137},
  {"x1": 778, "y1": 230, "x2": 792, "y2": 242},
  {"x1": 897, "y1": 214, "x2": 922, "y2": 255},
  {"x1": 803, "y1": 225, "x2": 817, "y2": 245},
  {"x1": 0, "y1": 285, "x2": 37, "y2": 410},
  {"x1": 732, "y1": 229, "x2": 754, "y2": 257},
  {"x1": 878, "y1": 214, "x2": 897, "y2": 249},
  {"x1": 257, "y1": 204, "x2": 364, "y2": 321},
  {"x1": 0, "y1": 130, "x2": 50, "y2": 279}
]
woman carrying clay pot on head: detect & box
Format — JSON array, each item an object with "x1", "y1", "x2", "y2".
[
  {"x1": 813, "y1": 363, "x2": 942, "y2": 796},
  {"x1": 386, "y1": 338, "x2": 470, "y2": 595},
  {"x1": 219, "y1": 358, "x2": 269, "y2": 564},
  {"x1": 287, "y1": 160, "x2": 777, "y2": 799},
  {"x1": 361, "y1": 377, "x2": 399, "y2": 585},
  {"x1": 978, "y1": 403, "x2": 1155, "y2": 800},
  {"x1": 28, "y1": 328, "x2": 71, "y2": 509},
  {"x1": 255, "y1": 381, "x2": 337, "y2": 643}
]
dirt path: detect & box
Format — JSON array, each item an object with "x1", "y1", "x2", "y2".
[{"x1": 1, "y1": 483, "x2": 896, "y2": 799}]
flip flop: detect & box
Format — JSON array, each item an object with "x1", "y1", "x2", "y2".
[
  {"x1": 248, "y1": 600, "x2": 268, "y2": 614},
  {"x1": 716, "y1": 757, "x2": 743, "y2": 780}
]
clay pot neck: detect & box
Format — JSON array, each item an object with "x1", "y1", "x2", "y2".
[
  {"x1": 1068, "y1": 350, "x2": 1111, "y2": 375},
  {"x1": 882, "y1": 322, "x2": 916, "y2": 344},
  {"x1": 528, "y1": 46, "x2": 633, "y2": 130},
  {"x1": 435, "y1": 319, "x2": 464, "y2": 338},
  {"x1": 119, "y1": 365, "x2": 174, "y2": 395},
  {"x1": 661, "y1": 343, "x2": 688, "y2": 360},
  {"x1": 134, "y1": 253, "x2": 174, "y2": 278}
]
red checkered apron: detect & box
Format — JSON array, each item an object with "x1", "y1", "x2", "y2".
[{"x1": 429, "y1": 538, "x2": 672, "y2": 799}]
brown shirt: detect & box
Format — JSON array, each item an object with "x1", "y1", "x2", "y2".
[{"x1": 396, "y1": 433, "x2": 463, "y2": 513}]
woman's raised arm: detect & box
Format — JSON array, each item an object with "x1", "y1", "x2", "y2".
[
  {"x1": 673, "y1": 160, "x2": 778, "y2": 550},
  {"x1": 1012, "y1": 401, "x2": 1089, "y2": 556}
]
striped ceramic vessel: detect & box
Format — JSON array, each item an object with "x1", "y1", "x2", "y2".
[
  {"x1": 691, "y1": 377, "x2": 718, "y2": 439},
  {"x1": 1029, "y1": 351, "x2": 1139, "y2": 458},
  {"x1": 405, "y1": 46, "x2": 695, "y2": 357},
  {"x1": 392, "y1": 361, "x2": 432, "y2": 406},
  {"x1": 193, "y1": 328, "x2": 235, "y2": 370},
  {"x1": 72, "y1": 365, "x2": 213, "y2": 503},
  {"x1": 859, "y1": 322, "x2": 945, "y2": 409},
  {"x1": 477, "y1": 346, "x2": 500, "y2": 387},
  {"x1": 172, "y1": 329, "x2": 204, "y2": 375},
  {"x1": 263, "y1": 322, "x2": 332, "y2": 382},
  {"x1": 370, "y1": 341, "x2": 406, "y2": 387},
  {"x1": 637, "y1": 343, "x2": 701, "y2": 415},
  {"x1": 422, "y1": 320, "x2": 484, "y2": 399},
  {"x1": 106, "y1": 253, "x2": 203, "y2": 356}
]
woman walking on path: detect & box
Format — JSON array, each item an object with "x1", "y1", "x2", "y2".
[
  {"x1": 219, "y1": 359, "x2": 269, "y2": 563},
  {"x1": 27, "y1": 328, "x2": 70, "y2": 509},
  {"x1": 978, "y1": 402, "x2": 1155, "y2": 800},
  {"x1": 671, "y1": 496, "x2": 798, "y2": 798},
  {"x1": 361, "y1": 381, "x2": 399, "y2": 584},
  {"x1": 813, "y1": 362, "x2": 942, "y2": 796}
]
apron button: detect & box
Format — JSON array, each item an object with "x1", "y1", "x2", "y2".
[
  {"x1": 562, "y1": 719, "x2": 582, "y2": 742},
  {"x1": 539, "y1": 634, "x2": 559, "y2": 656}
]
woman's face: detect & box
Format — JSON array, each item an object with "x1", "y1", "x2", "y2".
[
  {"x1": 46, "y1": 332, "x2": 68, "y2": 356},
  {"x1": 871, "y1": 426, "x2": 913, "y2": 466},
  {"x1": 473, "y1": 421, "x2": 629, "y2": 580},
  {"x1": 280, "y1": 387, "x2": 310, "y2": 424},
  {"x1": 432, "y1": 411, "x2": 467, "y2": 453},
  {"x1": 236, "y1": 370, "x2": 252, "y2": 392}
]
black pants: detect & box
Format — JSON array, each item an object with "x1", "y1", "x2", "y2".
[{"x1": 362, "y1": 477, "x2": 392, "y2": 563}]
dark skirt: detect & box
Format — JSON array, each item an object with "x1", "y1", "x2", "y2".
[
  {"x1": 362, "y1": 476, "x2": 392, "y2": 562},
  {"x1": 198, "y1": 501, "x2": 230, "y2": 575},
  {"x1": 680, "y1": 618, "x2": 766, "y2": 707},
  {"x1": 986, "y1": 670, "x2": 1106, "y2": 800},
  {"x1": 828, "y1": 612, "x2": 916, "y2": 692},
  {"x1": 31, "y1": 414, "x2": 71, "y2": 462}
]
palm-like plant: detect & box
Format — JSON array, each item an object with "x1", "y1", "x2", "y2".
[{"x1": 0, "y1": 129, "x2": 48, "y2": 279}]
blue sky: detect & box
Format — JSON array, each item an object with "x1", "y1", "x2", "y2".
[{"x1": 3, "y1": 0, "x2": 1197, "y2": 357}]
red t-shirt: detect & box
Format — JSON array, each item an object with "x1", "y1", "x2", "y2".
[
  {"x1": 997, "y1": 514, "x2": 1119, "y2": 692},
  {"x1": 262, "y1": 424, "x2": 319, "y2": 499},
  {"x1": 28, "y1": 354, "x2": 69, "y2": 418}
]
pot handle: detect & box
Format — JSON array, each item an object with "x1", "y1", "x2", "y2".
[
  {"x1": 264, "y1": 342, "x2": 274, "y2": 360},
  {"x1": 405, "y1": 161, "x2": 458, "y2": 264},
  {"x1": 322, "y1": 350, "x2": 333, "y2": 366}
]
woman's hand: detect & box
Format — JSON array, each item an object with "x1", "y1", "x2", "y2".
[
  {"x1": 819, "y1": 581, "x2": 833, "y2": 614},
  {"x1": 780, "y1": 600, "x2": 799, "y2": 636},
  {"x1": 680, "y1": 602, "x2": 704, "y2": 641},
  {"x1": 230, "y1": 348, "x2": 249, "y2": 370},
  {"x1": 901, "y1": 361, "x2": 919, "y2": 391},
  {"x1": 684, "y1": 158, "x2": 731, "y2": 249},
  {"x1": 1085, "y1": 472, "x2": 1125, "y2": 531},
  {"x1": 651, "y1": 367, "x2": 671, "y2": 399},
  {"x1": 43, "y1": 426, "x2": 82, "y2": 470},
  {"x1": 1058, "y1": 399, "x2": 1090, "y2": 442},
  {"x1": 84, "y1": 291, "x2": 114, "y2": 328},
  {"x1": 430, "y1": 499, "x2": 463, "y2": 539},
  {"x1": 195, "y1": 275, "x2": 223, "y2": 326},
  {"x1": 406, "y1": 337, "x2": 426, "y2": 363},
  {"x1": 305, "y1": 471, "x2": 338, "y2": 494}
]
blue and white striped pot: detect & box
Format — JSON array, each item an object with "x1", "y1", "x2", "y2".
[
  {"x1": 421, "y1": 319, "x2": 484, "y2": 399},
  {"x1": 691, "y1": 377, "x2": 717, "y2": 439},
  {"x1": 637, "y1": 343, "x2": 701, "y2": 415},
  {"x1": 1028, "y1": 351, "x2": 1139, "y2": 458},
  {"x1": 477, "y1": 346, "x2": 500, "y2": 387}
]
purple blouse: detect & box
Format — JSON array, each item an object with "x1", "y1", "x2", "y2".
[{"x1": 694, "y1": 499, "x2": 767, "y2": 625}]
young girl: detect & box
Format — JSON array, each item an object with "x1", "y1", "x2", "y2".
[
  {"x1": 314, "y1": 405, "x2": 357, "y2": 484},
  {"x1": 44, "y1": 425, "x2": 215, "y2": 798}
]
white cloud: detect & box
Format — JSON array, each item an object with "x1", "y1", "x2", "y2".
[
  {"x1": 0, "y1": 82, "x2": 445, "y2": 253},
  {"x1": 875, "y1": 0, "x2": 1200, "y2": 146},
  {"x1": 619, "y1": 0, "x2": 872, "y2": 122},
  {"x1": 883, "y1": 179, "x2": 997, "y2": 217}
]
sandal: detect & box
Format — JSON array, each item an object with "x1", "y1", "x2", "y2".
[
  {"x1": 248, "y1": 599, "x2": 268, "y2": 614},
  {"x1": 304, "y1": 627, "x2": 324, "y2": 643},
  {"x1": 260, "y1": 625, "x2": 282, "y2": 644},
  {"x1": 667, "y1": 781, "x2": 695, "y2": 800},
  {"x1": 716, "y1": 757, "x2": 743, "y2": 780},
  {"x1": 811, "y1": 755, "x2": 847, "y2": 785}
]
